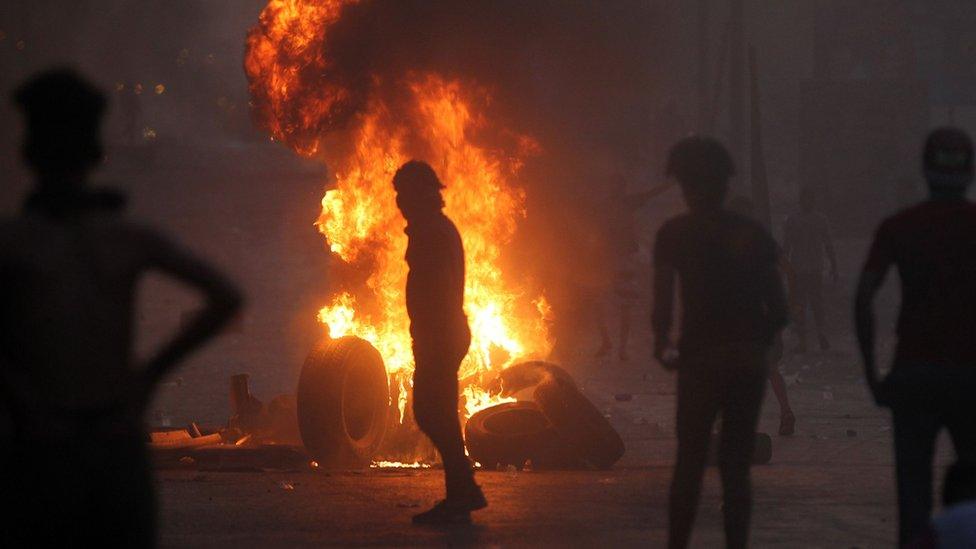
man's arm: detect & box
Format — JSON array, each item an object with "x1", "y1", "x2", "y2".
[
  {"x1": 854, "y1": 223, "x2": 892, "y2": 406},
  {"x1": 651, "y1": 225, "x2": 676, "y2": 369},
  {"x1": 854, "y1": 268, "x2": 887, "y2": 404},
  {"x1": 140, "y1": 229, "x2": 244, "y2": 393}
]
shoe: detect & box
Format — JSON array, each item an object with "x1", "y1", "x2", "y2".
[
  {"x1": 779, "y1": 411, "x2": 796, "y2": 436},
  {"x1": 412, "y1": 500, "x2": 472, "y2": 526},
  {"x1": 818, "y1": 334, "x2": 831, "y2": 351},
  {"x1": 413, "y1": 480, "x2": 487, "y2": 526},
  {"x1": 450, "y1": 482, "x2": 487, "y2": 512}
]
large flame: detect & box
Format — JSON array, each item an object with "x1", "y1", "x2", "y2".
[{"x1": 246, "y1": 0, "x2": 549, "y2": 420}]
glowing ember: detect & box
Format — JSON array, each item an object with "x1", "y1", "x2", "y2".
[
  {"x1": 370, "y1": 461, "x2": 432, "y2": 469},
  {"x1": 246, "y1": 0, "x2": 550, "y2": 421}
]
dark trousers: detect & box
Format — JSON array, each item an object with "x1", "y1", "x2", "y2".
[
  {"x1": 669, "y1": 344, "x2": 768, "y2": 549},
  {"x1": 794, "y1": 270, "x2": 825, "y2": 341},
  {"x1": 413, "y1": 344, "x2": 474, "y2": 500},
  {"x1": 886, "y1": 365, "x2": 976, "y2": 546}
]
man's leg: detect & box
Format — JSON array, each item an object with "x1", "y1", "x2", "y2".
[
  {"x1": 807, "y1": 272, "x2": 830, "y2": 350},
  {"x1": 412, "y1": 361, "x2": 477, "y2": 504},
  {"x1": 718, "y1": 355, "x2": 767, "y2": 549},
  {"x1": 943, "y1": 381, "x2": 976, "y2": 502},
  {"x1": 792, "y1": 278, "x2": 810, "y2": 352},
  {"x1": 892, "y1": 406, "x2": 940, "y2": 545},
  {"x1": 669, "y1": 366, "x2": 721, "y2": 549},
  {"x1": 768, "y1": 368, "x2": 795, "y2": 435}
]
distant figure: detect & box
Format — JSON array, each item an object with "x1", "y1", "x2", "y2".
[
  {"x1": 727, "y1": 195, "x2": 797, "y2": 436},
  {"x1": 394, "y1": 161, "x2": 485, "y2": 525},
  {"x1": 653, "y1": 137, "x2": 789, "y2": 549},
  {"x1": 0, "y1": 69, "x2": 243, "y2": 547},
  {"x1": 595, "y1": 174, "x2": 653, "y2": 361},
  {"x1": 783, "y1": 187, "x2": 838, "y2": 352},
  {"x1": 855, "y1": 127, "x2": 976, "y2": 546}
]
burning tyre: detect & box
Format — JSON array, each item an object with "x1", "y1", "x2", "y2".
[
  {"x1": 297, "y1": 336, "x2": 390, "y2": 468},
  {"x1": 464, "y1": 401, "x2": 564, "y2": 469},
  {"x1": 534, "y1": 377, "x2": 626, "y2": 470}
]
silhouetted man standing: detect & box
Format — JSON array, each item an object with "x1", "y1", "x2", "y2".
[
  {"x1": 856, "y1": 127, "x2": 976, "y2": 546},
  {"x1": 783, "y1": 187, "x2": 838, "y2": 352},
  {"x1": 394, "y1": 161, "x2": 485, "y2": 525},
  {"x1": 0, "y1": 69, "x2": 242, "y2": 547},
  {"x1": 653, "y1": 137, "x2": 788, "y2": 549}
]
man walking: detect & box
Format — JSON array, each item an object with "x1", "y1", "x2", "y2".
[
  {"x1": 653, "y1": 137, "x2": 789, "y2": 549},
  {"x1": 394, "y1": 160, "x2": 486, "y2": 525},
  {"x1": 855, "y1": 127, "x2": 976, "y2": 546}
]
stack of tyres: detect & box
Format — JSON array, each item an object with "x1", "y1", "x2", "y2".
[{"x1": 465, "y1": 363, "x2": 625, "y2": 470}]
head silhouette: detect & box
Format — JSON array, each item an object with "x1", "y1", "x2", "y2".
[
  {"x1": 14, "y1": 68, "x2": 106, "y2": 182},
  {"x1": 393, "y1": 160, "x2": 445, "y2": 221},
  {"x1": 666, "y1": 136, "x2": 735, "y2": 212},
  {"x1": 923, "y1": 127, "x2": 973, "y2": 197}
]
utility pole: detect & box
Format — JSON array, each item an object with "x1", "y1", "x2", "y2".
[
  {"x1": 729, "y1": 0, "x2": 746, "y2": 185},
  {"x1": 697, "y1": 0, "x2": 710, "y2": 132},
  {"x1": 749, "y1": 46, "x2": 771, "y2": 230}
]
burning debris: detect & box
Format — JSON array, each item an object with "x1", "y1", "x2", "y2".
[
  {"x1": 293, "y1": 338, "x2": 624, "y2": 470},
  {"x1": 245, "y1": 0, "x2": 553, "y2": 446}
]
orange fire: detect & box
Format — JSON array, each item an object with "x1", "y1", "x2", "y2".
[{"x1": 246, "y1": 0, "x2": 550, "y2": 420}]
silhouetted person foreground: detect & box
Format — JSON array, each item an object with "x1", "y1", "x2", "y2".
[
  {"x1": 653, "y1": 137, "x2": 788, "y2": 549},
  {"x1": 0, "y1": 69, "x2": 242, "y2": 547},
  {"x1": 856, "y1": 127, "x2": 976, "y2": 547},
  {"x1": 394, "y1": 161, "x2": 485, "y2": 526}
]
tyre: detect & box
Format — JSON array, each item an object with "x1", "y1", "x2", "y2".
[
  {"x1": 533, "y1": 378, "x2": 625, "y2": 469},
  {"x1": 297, "y1": 336, "x2": 390, "y2": 468},
  {"x1": 485, "y1": 361, "x2": 577, "y2": 397},
  {"x1": 464, "y1": 401, "x2": 566, "y2": 469}
]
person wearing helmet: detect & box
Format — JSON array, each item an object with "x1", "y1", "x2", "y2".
[
  {"x1": 653, "y1": 137, "x2": 789, "y2": 549},
  {"x1": 856, "y1": 127, "x2": 976, "y2": 546},
  {"x1": 393, "y1": 160, "x2": 485, "y2": 526}
]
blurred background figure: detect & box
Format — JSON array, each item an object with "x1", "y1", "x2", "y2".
[
  {"x1": 0, "y1": 68, "x2": 242, "y2": 547},
  {"x1": 595, "y1": 174, "x2": 654, "y2": 362},
  {"x1": 783, "y1": 187, "x2": 838, "y2": 353}
]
